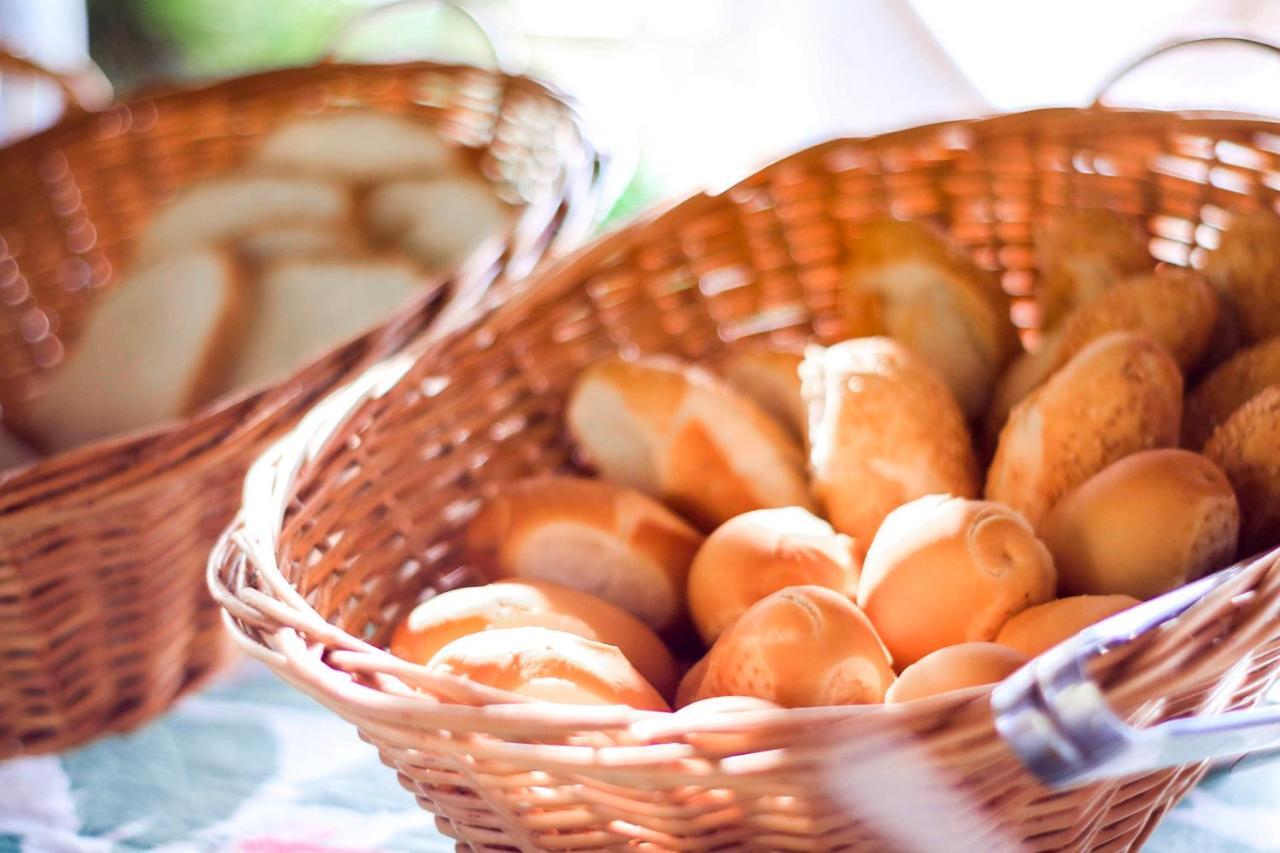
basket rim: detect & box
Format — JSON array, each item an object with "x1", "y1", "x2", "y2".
[
  {"x1": 212, "y1": 103, "x2": 1280, "y2": 745},
  {"x1": 0, "y1": 59, "x2": 603, "y2": 520}
]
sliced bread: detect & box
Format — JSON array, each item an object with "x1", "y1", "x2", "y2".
[
  {"x1": 137, "y1": 176, "x2": 351, "y2": 262},
  {"x1": 225, "y1": 257, "x2": 430, "y2": 393},
  {"x1": 366, "y1": 176, "x2": 511, "y2": 270},
  {"x1": 252, "y1": 110, "x2": 454, "y2": 181},
  {"x1": 21, "y1": 248, "x2": 243, "y2": 452}
]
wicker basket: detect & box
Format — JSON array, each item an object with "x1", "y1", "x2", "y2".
[
  {"x1": 0, "y1": 55, "x2": 602, "y2": 757},
  {"x1": 211, "y1": 106, "x2": 1280, "y2": 851}
]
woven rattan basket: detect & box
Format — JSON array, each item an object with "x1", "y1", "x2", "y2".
[
  {"x1": 0, "y1": 53, "x2": 602, "y2": 757},
  {"x1": 211, "y1": 106, "x2": 1280, "y2": 851}
]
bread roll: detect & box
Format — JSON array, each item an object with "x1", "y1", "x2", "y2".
[
  {"x1": 885, "y1": 643, "x2": 1028, "y2": 704},
  {"x1": 986, "y1": 332, "x2": 1183, "y2": 526},
  {"x1": 366, "y1": 176, "x2": 511, "y2": 270},
  {"x1": 694, "y1": 586, "x2": 895, "y2": 707},
  {"x1": 391, "y1": 579, "x2": 676, "y2": 697},
  {"x1": 802, "y1": 338, "x2": 978, "y2": 546},
  {"x1": 253, "y1": 110, "x2": 454, "y2": 180},
  {"x1": 1054, "y1": 268, "x2": 1218, "y2": 373},
  {"x1": 426, "y1": 626, "x2": 668, "y2": 710},
  {"x1": 840, "y1": 218, "x2": 1018, "y2": 417},
  {"x1": 719, "y1": 348, "x2": 806, "y2": 441},
  {"x1": 986, "y1": 269, "x2": 1215, "y2": 440},
  {"x1": 136, "y1": 176, "x2": 350, "y2": 262},
  {"x1": 675, "y1": 655, "x2": 709, "y2": 709},
  {"x1": 1204, "y1": 385, "x2": 1280, "y2": 553},
  {"x1": 857, "y1": 495, "x2": 1056, "y2": 667},
  {"x1": 566, "y1": 356, "x2": 812, "y2": 529},
  {"x1": 1040, "y1": 449, "x2": 1239, "y2": 599},
  {"x1": 686, "y1": 507, "x2": 859, "y2": 645},
  {"x1": 995, "y1": 595, "x2": 1139, "y2": 657},
  {"x1": 1203, "y1": 209, "x2": 1280, "y2": 343},
  {"x1": 1184, "y1": 336, "x2": 1280, "y2": 448},
  {"x1": 223, "y1": 257, "x2": 429, "y2": 393},
  {"x1": 1033, "y1": 208, "x2": 1151, "y2": 327},
  {"x1": 18, "y1": 249, "x2": 244, "y2": 452},
  {"x1": 467, "y1": 477, "x2": 703, "y2": 631}
]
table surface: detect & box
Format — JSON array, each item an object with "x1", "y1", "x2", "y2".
[{"x1": 1, "y1": 661, "x2": 1277, "y2": 852}]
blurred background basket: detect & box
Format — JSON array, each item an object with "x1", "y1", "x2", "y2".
[
  {"x1": 0, "y1": 44, "x2": 604, "y2": 756},
  {"x1": 212, "y1": 105, "x2": 1280, "y2": 851}
]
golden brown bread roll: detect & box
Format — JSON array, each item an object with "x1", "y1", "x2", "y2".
[
  {"x1": 1039, "y1": 450, "x2": 1239, "y2": 599},
  {"x1": 467, "y1": 476, "x2": 702, "y2": 631},
  {"x1": 1203, "y1": 209, "x2": 1280, "y2": 343},
  {"x1": 686, "y1": 507, "x2": 859, "y2": 645},
  {"x1": 675, "y1": 655, "x2": 709, "y2": 709},
  {"x1": 694, "y1": 586, "x2": 895, "y2": 707},
  {"x1": 802, "y1": 338, "x2": 978, "y2": 546},
  {"x1": 566, "y1": 355, "x2": 812, "y2": 528},
  {"x1": 986, "y1": 331, "x2": 1183, "y2": 527},
  {"x1": 718, "y1": 348, "x2": 806, "y2": 441},
  {"x1": 884, "y1": 643, "x2": 1029, "y2": 704},
  {"x1": 986, "y1": 270, "x2": 1215, "y2": 441},
  {"x1": 840, "y1": 218, "x2": 1018, "y2": 417},
  {"x1": 857, "y1": 495, "x2": 1055, "y2": 667},
  {"x1": 995, "y1": 595, "x2": 1139, "y2": 657},
  {"x1": 1204, "y1": 385, "x2": 1280, "y2": 553},
  {"x1": 426, "y1": 626, "x2": 669, "y2": 710},
  {"x1": 1033, "y1": 208, "x2": 1151, "y2": 327},
  {"x1": 1184, "y1": 336, "x2": 1280, "y2": 449},
  {"x1": 391, "y1": 579, "x2": 677, "y2": 697}
]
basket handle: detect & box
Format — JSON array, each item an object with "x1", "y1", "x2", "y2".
[
  {"x1": 1091, "y1": 35, "x2": 1280, "y2": 107},
  {"x1": 991, "y1": 549, "x2": 1280, "y2": 789},
  {"x1": 0, "y1": 46, "x2": 111, "y2": 115},
  {"x1": 322, "y1": 0, "x2": 520, "y2": 74}
]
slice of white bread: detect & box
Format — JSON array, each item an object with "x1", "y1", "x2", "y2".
[
  {"x1": 234, "y1": 224, "x2": 364, "y2": 265},
  {"x1": 366, "y1": 176, "x2": 511, "y2": 270},
  {"x1": 225, "y1": 257, "x2": 429, "y2": 393},
  {"x1": 21, "y1": 249, "x2": 243, "y2": 453},
  {"x1": 137, "y1": 176, "x2": 351, "y2": 263},
  {"x1": 252, "y1": 110, "x2": 454, "y2": 181}
]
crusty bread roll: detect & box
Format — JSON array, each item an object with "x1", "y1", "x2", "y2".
[
  {"x1": 253, "y1": 110, "x2": 454, "y2": 180},
  {"x1": 1054, "y1": 268, "x2": 1218, "y2": 372},
  {"x1": 1204, "y1": 385, "x2": 1280, "y2": 553},
  {"x1": 840, "y1": 218, "x2": 1018, "y2": 417},
  {"x1": 366, "y1": 176, "x2": 511, "y2": 270},
  {"x1": 857, "y1": 495, "x2": 1056, "y2": 667},
  {"x1": 426, "y1": 626, "x2": 668, "y2": 710},
  {"x1": 802, "y1": 338, "x2": 978, "y2": 546},
  {"x1": 18, "y1": 249, "x2": 244, "y2": 452},
  {"x1": 1184, "y1": 335, "x2": 1280, "y2": 449},
  {"x1": 675, "y1": 655, "x2": 709, "y2": 709},
  {"x1": 1033, "y1": 208, "x2": 1151, "y2": 327},
  {"x1": 986, "y1": 331, "x2": 1183, "y2": 526},
  {"x1": 995, "y1": 595, "x2": 1139, "y2": 657},
  {"x1": 686, "y1": 507, "x2": 859, "y2": 645},
  {"x1": 566, "y1": 356, "x2": 812, "y2": 529},
  {"x1": 885, "y1": 643, "x2": 1028, "y2": 704},
  {"x1": 1040, "y1": 449, "x2": 1239, "y2": 599},
  {"x1": 223, "y1": 257, "x2": 429, "y2": 393},
  {"x1": 694, "y1": 585, "x2": 895, "y2": 707},
  {"x1": 391, "y1": 579, "x2": 676, "y2": 697},
  {"x1": 467, "y1": 476, "x2": 703, "y2": 631},
  {"x1": 1203, "y1": 209, "x2": 1280, "y2": 343},
  {"x1": 136, "y1": 176, "x2": 350, "y2": 262},
  {"x1": 986, "y1": 269, "x2": 1216, "y2": 440},
  {"x1": 718, "y1": 348, "x2": 806, "y2": 441}
]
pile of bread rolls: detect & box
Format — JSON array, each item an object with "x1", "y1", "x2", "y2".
[
  {"x1": 2, "y1": 110, "x2": 511, "y2": 458},
  {"x1": 391, "y1": 207, "x2": 1280, "y2": 713}
]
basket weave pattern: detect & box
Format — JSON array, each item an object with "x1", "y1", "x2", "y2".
[
  {"x1": 0, "y1": 60, "x2": 600, "y2": 756},
  {"x1": 213, "y1": 109, "x2": 1280, "y2": 851}
]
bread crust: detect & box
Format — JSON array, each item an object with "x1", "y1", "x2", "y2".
[
  {"x1": 1204, "y1": 385, "x2": 1280, "y2": 553},
  {"x1": 1185, "y1": 335, "x2": 1280, "y2": 448},
  {"x1": 1033, "y1": 208, "x2": 1151, "y2": 327}
]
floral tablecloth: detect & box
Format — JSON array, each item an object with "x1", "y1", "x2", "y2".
[{"x1": 2, "y1": 661, "x2": 1278, "y2": 852}]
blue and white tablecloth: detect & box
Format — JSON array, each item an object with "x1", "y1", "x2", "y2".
[{"x1": 2, "y1": 661, "x2": 1277, "y2": 851}]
